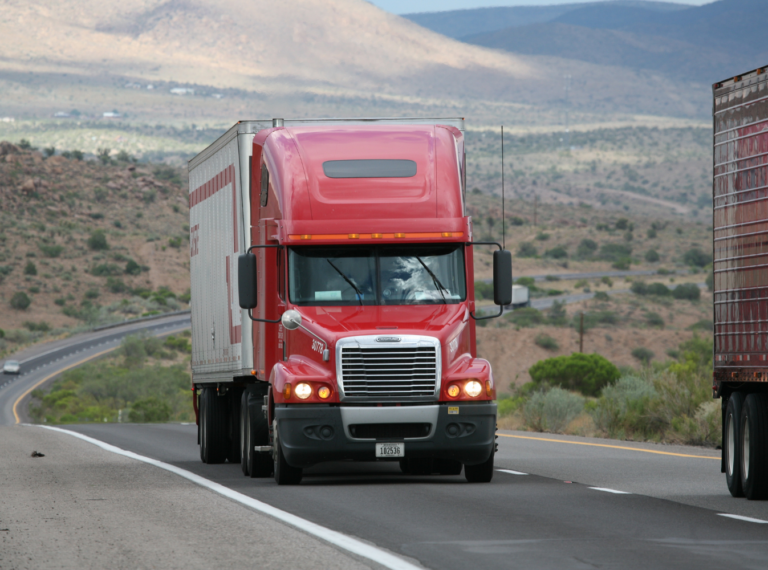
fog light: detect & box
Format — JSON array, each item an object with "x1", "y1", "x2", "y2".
[
  {"x1": 465, "y1": 380, "x2": 482, "y2": 398},
  {"x1": 284, "y1": 384, "x2": 292, "y2": 399},
  {"x1": 447, "y1": 384, "x2": 460, "y2": 398},
  {"x1": 318, "y1": 386, "x2": 331, "y2": 399},
  {"x1": 295, "y1": 383, "x2": 312, "y2": 400}
]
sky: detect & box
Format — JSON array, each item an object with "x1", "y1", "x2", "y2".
[{"x1": 368, "y1": 0, "x2": 713, "y2": 15}]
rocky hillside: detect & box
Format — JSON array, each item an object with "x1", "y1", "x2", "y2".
[{"x1": 0, "y1": 141, "x2": 190, "y2": 353}]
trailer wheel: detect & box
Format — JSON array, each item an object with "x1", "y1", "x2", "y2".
[
  {"x1": 200, "y1": 387, "x2": 228, "y2": 464},
  {"x1": 273, "y1": 422, "x2": 302, "y2": 485},
  {"x1": 725, "y1": 393, "x2": 744, "y2": 497},
  {"x1": 740, "y1": 394, "x2": 768, "y2": 500},
  {"x1": 464, "y1": 447, "x2": 494, "y2": 483},
  {"x1": 227, "y1": 389, "x2": 242, "y2": 464}
]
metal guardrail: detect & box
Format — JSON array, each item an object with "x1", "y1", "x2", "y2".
[{"x1": 92, "y1": 310, "x2": 191, "y2": 332}]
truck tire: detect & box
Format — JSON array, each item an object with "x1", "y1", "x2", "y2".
[
  {"x1": 241, "y1": 391, "x2": 272, "y2": 478},
  {"x1": 273, "y1": 421, "x2": 302, "y2": 485},
  {"x1": 740, "y1": 394, "x2": 768, "y2": 500},
  {"x1": 464, "y1": 447, "x2": 494, "y2": 483},
  {"x1": 200, "y1": 387, "x2": 228, "y2": 464},
  {"x1": 725, "y1": 393, "x2": 744, "y2": 497}
]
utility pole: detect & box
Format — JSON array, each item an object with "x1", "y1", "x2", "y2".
[
  {"x1": 564, "y1": 75, "x2": 572, "y2": 149},
  {"x1": 579, "y1": 312, "x2": 584, "y2": 353}
]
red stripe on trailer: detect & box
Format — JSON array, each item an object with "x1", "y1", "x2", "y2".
[{"x1": 231, "y1": 165, "x2": 239, "y2": 253}]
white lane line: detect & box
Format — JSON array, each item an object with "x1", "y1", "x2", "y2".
[
  {"x1": 496, "y1": 469, "x2": 528, "y2": 476},
  {"x1": 32, "y1": 425, "x2": 422, "y2": 570},
  {"x1": 589, "y1": 487, "x2": 631, "y2": 495},
  {"x1": 718, "y1": 514, "x2": 768, "y2": 524}
]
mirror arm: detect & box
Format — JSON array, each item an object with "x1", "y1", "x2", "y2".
[
  {"x1": 466, "y1": 241, "x2": 509, "y2": 321},
  {"x1": 244, "y1": 243, "x2": 284, "y2": 322}
]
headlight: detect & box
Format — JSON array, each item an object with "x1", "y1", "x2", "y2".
[
  {"x1": 318, "y1": 386, "x2": 331, "y2": 399},
  {"x1": 447, "y1": 384, "x2": 460, "y2": 398},
  {"x1": 295, "y1": 383, "x2": 312, "y2": 400},
  {"x1": 465, "y1": 380, "x2": 482, "y2": 398}
]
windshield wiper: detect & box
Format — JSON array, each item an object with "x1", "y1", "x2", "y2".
[
  {"x1": 416, "y1": 257, "x2": 447, "y2": 304},
  {"x1": 326, "y1": 259, "x2": 363, "y2": 305}
]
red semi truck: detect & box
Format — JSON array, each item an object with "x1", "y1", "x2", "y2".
[
  {"x1": 188, "y1": 118, "x2": 511, "y2": 485},
  {"x1": 713, "y1": 67, "x2": 768, "y2": 499}
]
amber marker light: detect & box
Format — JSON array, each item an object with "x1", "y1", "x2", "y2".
[
  {"x1": 447, "y1": 384, "x2": 461, "y2": 398},
  {"x1": 295, "y1": 383, "x2": 312, "y2": 400},
  {"x1": 348, "y1": 234, "x2": 359, "y2": 239},
  {"x1": 371, "y1": 233, "x2": 383, "y2": 239},
  {"x1": 465, "y1": 380, "x2": 482, "y2": 398},
  {"x1": 318, "y1": 386, "x2": 331, "y2": 399},
  {"x1": 486, "y1": 380, "x2": 493, "y2": 397},
  {"x1": 394, "y1": 232, "x2": 406, "y2": 238},
  {"x1": 300, "y1": 234, "x2": 312, "y2": 240},
  {"x1": 284, "y1": 384, "x2": 292, "y2": 399}
]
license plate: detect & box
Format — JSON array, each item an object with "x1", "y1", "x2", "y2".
[{"x1": 375, "y1": 442, "x2": 405, "y2": 458}]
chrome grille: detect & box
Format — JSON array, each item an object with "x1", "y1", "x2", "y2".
[{"x1": 340, "y1": 345, "x2": 438, "y2": 398}]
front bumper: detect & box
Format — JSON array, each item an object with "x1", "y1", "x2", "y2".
[{"x1": 275, "y1": 402, "x2": 497, "y2": 468}]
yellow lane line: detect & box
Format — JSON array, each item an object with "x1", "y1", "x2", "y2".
[
  {"x1": 12, "y1": 326, "x2": 190, "y2": 424},
  {"x1": 498, "y1": 433, "x2": 719, "y2": 460}
]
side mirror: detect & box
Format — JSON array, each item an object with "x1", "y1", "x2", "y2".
[
  {"x1": 238, "y1": 253, "x2": 257, "y2": 309},
  {"x1": 493, "y1": 249, "x2": 513, "y2": 306},
  {"x1": 281, "y1": 309, "x2": 302, "y2": 330}
]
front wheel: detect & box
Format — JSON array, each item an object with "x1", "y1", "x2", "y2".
[
  {"x1": 273, "y1": 422, "x2": 302, "y2": 485},
  {"x1": 464, "y1": 447, "x2": 494, "y2": 483},
  {"x1": 725, "y1": 393, "x2": 744, "y2": 497},
  {"x1": 741, "y1": 394, "x2": 768, "y2": 500}
]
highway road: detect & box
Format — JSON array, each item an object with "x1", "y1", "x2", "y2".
[
  {"x1": 0, "y1": 312, "x2": 191, "y2": 425},
  {"x1": 3, "y1": 315, "x2": 768, "y2": 569}
]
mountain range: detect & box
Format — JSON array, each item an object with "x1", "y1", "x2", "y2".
[{"x1": 405, "y1": 0, "x2": 767, "y2": 84}]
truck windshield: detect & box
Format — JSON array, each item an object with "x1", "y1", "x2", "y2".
[{"x1": 289, "y1": 244, "x2": 466, "y2": 306}]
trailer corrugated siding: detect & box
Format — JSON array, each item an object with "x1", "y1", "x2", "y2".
[{"x1": 713, "y1": 66, "x2": 768, "y2": 378}]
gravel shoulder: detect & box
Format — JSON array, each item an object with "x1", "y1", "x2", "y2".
[{"x1": 0, "y1": 424, "x2": 374, "y2": 570}]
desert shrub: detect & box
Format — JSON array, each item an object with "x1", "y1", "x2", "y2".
[
  {"x1": 544, "y1": 246, "x2": 568, "y2": 259},
  {"x1": 548, "y1": 301, "x2": 568, "y2": 325},
  {"x1": 93, "y1": 188, "x2": 108, "y2": 202},
  {"x1": 683, "y1": 248, "x2": 712, "y2": 268},
  {"x1": 164, "y1": 335, "x2": 191, "y2": 352},
  {"x1": 615, "y1": 218, "x2": 629, "y2": 230},
  {"x1": 593, "y1": 291, "x2": 610, "y2": 301},
  {"x1": 535, "y1": 232, "x2": 550, "y2": 241},
  {"x1": 646, "y1": 228, "x2": 657, "y2": 239},
  {"x1": 523, "y1": 388, "x2": 584, "y2": 433},
  {"x1": 23, "y1": 321, "x2": 50, "y2": 332},
  {"x1": 601, "y1": 276, "x2": 613, "y2": 287},
  {"x1": 515, "y1": 276, "x2": 535, "y2": 287},
  {"x1": 646, "y1": 282, "x2": 671, "y2": 296},
  {"x1": 125, "y1": 259, "x2": 142, "y2": 275},
  {"x1": 510, "y1": 216, "x2": 525, "y2": 226},
  {"x1": 534, "y1": 333, "x2": 559, "y2": 350},
  {"x1": 88, "y1": 230, "x2": 109, "y2": 251},
  {"x1": 129, "y1": 396, "x2": 172, "y2": 423},
  {"x1": 612, "y1": 258, "x2": 631, "y2": 270},
  {"x1": 168, "y1": 237, "x2": 182, "y2": 248},
  {"x1": 578, "y1": 310, "x2": 618, "y2": 329},
  {"x1": 24, "y1": 261, "x2": 37, "y2": 276},
  {"x1": 84, "y1": 289, "x2": 100, "y2": 300},
  {"x1": 143, "y1": 189, "x2": 157, "y2": 203},
  {"x1": 528, "y1": 353, "x2": 620, "y2": 396},
  {"x1": 673, "y1": 283, "x2": 701, "y2": 301},
  {"x1": 0, "y1": 329, "x2": 4, "y2": 339},
  {"x1": 590, "y1": 376, "x2": 658, "y2": 438},
  {"x1": 507, "y1": 307, "x2": 544, "y2": 327},
  {"x1": 645, "y1": 249, "x2": 660, "y2": 262},
  {"x1": 106, "y1": 277, "x2": 127, "y2": 293},
  {"x1": 599, "y1": 243, "x2": 632, "y2": 262},
  {"x1": 517, "y1": 242, "x2": 538, "y2": 258},
  {"x1": 632, "y1": 347, "x2": 655, "y2": 364},
  {"x1": 38, "y1": 243, "x2": 64, "y2": 258},
  {"x1": 91, "y1": 263, "x2": 122, "y2": 276},
  {"x1": 544, "y1": 275, "x2": 560, "y2": 282},
  {"x1": 54, "y1": 298, "x2": 66, "y2": 306},
  {"x1": 10, "y1": 292, "x2": 31, "y2": 310},
  {"x1": 576, "y1": 239, "x2": 598, "y2": 258},
  {"x1": 645, "y1": 312, "x2": 665, "y2": 328}
]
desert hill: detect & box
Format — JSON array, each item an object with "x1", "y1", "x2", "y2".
[{"x1": 0, "y1": 0, "x2": 710, "y2": 121}]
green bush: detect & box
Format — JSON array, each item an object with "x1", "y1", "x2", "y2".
[
  {"x1": 510, "y1": 216, "x2": 525, "y2": 226},
  {"x1": 646, "y1": 228, "x2": 657, "y2": 239},
  {"x1": 599, "y1": 243, "x2": 632, "y2": 262},
  {"x1": 645, "y1": 249, "x2": 660, "y2": 262},
  {"x1": 91, "y1": 263, "x2": 122, "y2": 276},
  {"x1": 647, "y1": 282, "x2": 671, "y2": 296},
  {"x1": 24, "y1": 261, "x2": 37, "y2": 276},
  {"x1": 645, "y1": 312, "x2": 665, "y2": 328},
  {"x1": 515, "y1": 277, "x2": 535, "y2": 287},
  {"x1": 683, "y1": 248, "x2": 712, "y2": 268},
  {"x1": 0, "y1": 329, "x2": 4, "y2": 339},
  {"x1": 615, "y1": 218, "x2": 629, "y2": 230},
  {"x1": 129, "y1": 397, "x2": 172, "y2": 423},
  {"x1": 125, "y1": 259, "x2": 142, "y2": 275},
  {"x1": 106, "y1": 277, "x2": 128, "y2": 293},
  {"x1": 168, "y1": 237, "x2": 182, "y2": 249},
  {"x1": 534, "y1": 333, "x2": 559, "y2": 350},
  {"x1": 535, "y1": 232, "x2": 550, "y2": 241},
  {"x1": 590, "y1": 376, "x2": 658, "y2": 438},
  {"x1": 673, "y1": 283, "x2": 701, "y2": 301},
  {"x1": 507, "y1": 307, "x2": 544, "y2": 327},
  {"x1": 593, "y1": 291, "x2": 610, "y2": 301},
  {"x1": 544, "y1": 246, "x2": 568, "y2": 259},
  {"x1": 10, "y1": 292, "x2": 31, "y2": 310},
  {"x1": 576, "y1": 239, "x2": 598, "y2": 258},
  {"x1": 23, "y1": 321, "x2": 50, "y2": 332},
  {"x1": 548, "y1": 301, "x2": 568, "y2": 325},
  {"x1": 38, "y1": 244, "x2": 64, "y2": 258},
  {"x1": 84, "y1": 289, "x2": 100, "y2": 300},
  {"x1": 631, "y1": 347, "x2": 655, "y2": 364},
  {"x1": 517, "y1": 242, "x2": 538, "y2": 258},
  {"x1": 612, "y1": 258, "x2": 631, "y2": 270},
  {"x1": 578, "y1": 310, "x2": 618, "y2": 329},
  {"x1": 474, "y1": 281, "x2": 494, "y2": 300},
  {"x1": 164, "y1": 335, "x2": 191, "y2": 352},
  {"x1": 523, "y1": 387, "x2": 584, "y2": 433},
  {"x1": 528, "y1": 353, "x2": 620, "y2": 396},
  {"x1": 87, "y1": 230, "x2": 109, "y2": 251}
]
